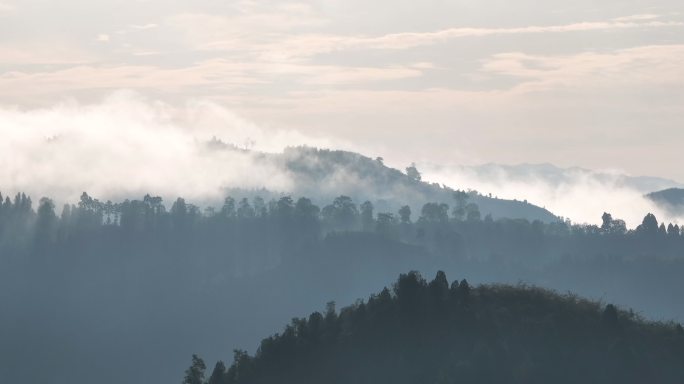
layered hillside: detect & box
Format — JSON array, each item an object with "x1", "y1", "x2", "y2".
[{"x1": 227, "y1": 146, "x2": 558, "y2": 222}]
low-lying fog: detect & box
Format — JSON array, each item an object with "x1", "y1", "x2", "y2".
[{"x1": 1, "y1": 91, "x2": 680, "y2": 228}]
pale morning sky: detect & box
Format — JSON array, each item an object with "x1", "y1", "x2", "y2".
[{"x1": 1, "y1": 0, "x2": 683, "y2": 181}]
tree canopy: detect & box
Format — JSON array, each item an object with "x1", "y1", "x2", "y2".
[{"x1": 188, "y1": 271, "x2": 684, "y2": 384}]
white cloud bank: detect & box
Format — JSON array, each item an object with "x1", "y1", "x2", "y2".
[
  {"x1": 0, "y1": 91, "x2": 682, "y2": 229},
  {"x1": 422, "y1": 164, "x2": 682, "y2": 228},
  {"x1": 0, "y1": 91, "x2": 339, "y2": 204}
]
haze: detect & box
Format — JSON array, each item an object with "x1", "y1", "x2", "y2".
[
  {"x1": 1, "y1": 0, "x2": 683, "y2": 174},
  {"x1": 4, "y1": 3, "x2": 684, "y2": 384}
]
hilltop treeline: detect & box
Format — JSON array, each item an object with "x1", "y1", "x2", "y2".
[
  {"x1": 185, "y1": 271, "x2": 684, "y2": 384},
  {"x1": 1, "y1": 191, "x2": 683, "y2": 269}
]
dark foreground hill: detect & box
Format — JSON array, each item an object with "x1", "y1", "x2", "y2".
[{"x1": 188, "y1": 272, "x2": 684, "y2": 384}]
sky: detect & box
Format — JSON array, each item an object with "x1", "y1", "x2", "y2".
[{"x1": 1, "y1": 0, "x2": 683, "y2": 222}]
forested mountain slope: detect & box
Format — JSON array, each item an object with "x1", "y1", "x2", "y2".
[
  {"x1": 188, "y1": 271, "x2": 684, "y2": 384},
  {"x1": 2, "y1": 191, "x2": 684, "y2": 384},
  {"x1": 226, "y1": 146, "x2": 558, "y2": 222}
]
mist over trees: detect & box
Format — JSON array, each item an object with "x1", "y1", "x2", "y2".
[
  {"x1": 4, "y1": 189, "x2": 684, "y2": 272},
  {"x1": 2, "y1": 190, "x2": 684, "y2": 384},
  {"x1": 647, "y1": 188, "x2": 684, "y2": 216}
]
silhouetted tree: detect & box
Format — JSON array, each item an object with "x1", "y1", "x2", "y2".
[
  {"x1": 637, "y1": 213, "x2": 659, "y2": 236},
  {"x1": 405, "y1": 163, "x2": 421, "y2": 181},
  {"x1": 429, "y1": 271, "x2": 449, "y2": 303},
  {"x1": 659, "y1": 223, "x2": 667, "y2": 236},
  {"x1": 274, "y1": 196, "x2": 294, "y2": 221},
  {"x1": 360, "y1": 201, "x2": 374, "y2": 231},
  {"x1": 398, "y1": 205, "x2": 411, "y2": 224},
  {"x1": 376, "y1": 213, "x2": 396, "y2": 236},
  {"x1": 420, "y1": 203, "x2": 449, "y2": 224},
  {"x1": 253, "y1": 197, "x2": 267, "y2": 217},
  {"x1": 601, "y1": 212, "x2": 613, "y2": 232},
  {"x1": 452, "y1": 190, "x2": 469, "y2": 221},
  {"x1": 237, "y1": 198, "x2": 255, "y2": 219},
  {"x1": 294, "y1": 197, "x2": 320, "y2": 224},
  {"x1": 34, "y1": 197, "x2": 57, "y2": 252},
  {"x1": 668, "y1": 224, "x2": 680, "y2": 237},
  {"x1": 603, "y1": 304, "x2": 619, "y2": 327},
  {"x1": 458, "y1": 279, "x2": 470, "y2": 297},
  {"x1": 221, "y1": 197, "x2": 236, "y2": 218},
  {"x1": 183, "y1": 354, "x2": 206, "y2": 384},
  {"x1": 322, "y1": 196, "x2": 359, "y2": 230},
  {"x1": 465, "y1": 203, "x2": 481, "y2": 222},
  {"x1": 207, "y1": 361, "x2": 226, "y2": 384}
]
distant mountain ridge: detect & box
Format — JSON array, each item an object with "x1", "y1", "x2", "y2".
[
  {"x1": 427, "y1": 162, "x2": 684, "y2": 194},
  {"x1": 646, "y1": 188, "x2": 684, "y2": 215},
  {"x1": 224, "y1": 146, "x2": 559, "y2": 222}
]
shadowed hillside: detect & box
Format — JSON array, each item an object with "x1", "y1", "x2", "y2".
[{"x1": 191, "y1": 271, "x2": 684, "y2": 384}]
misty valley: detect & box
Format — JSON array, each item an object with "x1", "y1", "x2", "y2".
[
  {"x1": 2, "y1": 1, "x2": 684, "y2": 382},
  {"x1": 1, "y1": 150, "x2": 684, "y2": 383}
]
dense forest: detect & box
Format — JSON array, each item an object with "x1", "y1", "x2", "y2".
[
  {"x1": 2, "y1": 190, "x2": 684, "y2": 384},
  {"x1": 184, "y1": 271, "x2": 684, "y2": 384},
  {"x1": 2, "y1": 189, "x2": 683, "y2": 267}
]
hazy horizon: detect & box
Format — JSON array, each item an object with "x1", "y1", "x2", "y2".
[{"x1": 1, "y1": 0, "x2": 683, "y2": 182}]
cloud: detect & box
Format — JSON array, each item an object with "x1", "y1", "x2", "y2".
[
  {"x1": 190, "y1": 15, "x2": 683, "y2": 58},
  {"x1": 0, "y1": 89, "x2": 680, "y2": 228},
  {"x1": 292, "y1": 64, "x2": 425, "y2": 85},
  {"x1": 132, "y1": 51, "x2": 161, "y2": 56},
  {"x1": 0, "y1": 61, "x2": 265, "y2": 101},
  {"x1": 1, "y1": 2, "x2": 682, "y2": 187},
  {"x1": 344, "y1": 18, "x2": 682, "y2": 50},
  {"x1": 0, "y1": 91, "x2": 341, "y2": 204},
  {"x1": 114, "y1": 23, "x2": 159, "y2": 35},
  {"x1": 11, "y1": 44, "x2": 679, "y2": 111},
  {"x1": 97, "y1": 34, "x2": 111, "y2": 42},
  {"x1": 481, "y1": 44, "x2": 684, "y2": 93},
  {"x1": 611, "y1": 14, "x2": 661, "y2": 22},
  {"x1": 0, "y1": 43, "x2": 93, "y2": 65},
  {"x1": 166, "y1": 3, "x2": 327, "y2": 51},
  {"x1": 421, "y1": 163, "x2": 683, "y2": 228},
  {"x1": 249, "y1": 44, "x2": 684, "y2": 112},
  {"x1": 129, "y1": 23, "x2": 158, "y2": 30},
  {"x1": 0, "y1": 59, "x2": 428, "y2": 105}
]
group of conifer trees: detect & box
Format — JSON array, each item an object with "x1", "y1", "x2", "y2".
[{"x1": 184, "y1": 271, "x2": 684, "y2": 384}]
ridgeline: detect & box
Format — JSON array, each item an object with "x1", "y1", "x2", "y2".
[{"x1": 188, "y1": 272, "x2": 684, "y2": 384}]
